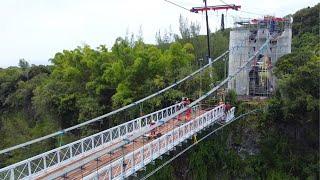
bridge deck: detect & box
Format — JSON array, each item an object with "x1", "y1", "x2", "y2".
[
  {"x1": 35, "y1": 110, "x2": 203, "y2": 179},
  {"x1": 83, "y1": 105, "x2": 231, "y2": 180},
  {"x1": 0, "y1": 103, "x2": 192, "y2": 180}
]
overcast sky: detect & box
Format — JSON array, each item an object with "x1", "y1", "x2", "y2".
[{"x1": 0, "y1": 0, "x2": 318, "y2": 68}]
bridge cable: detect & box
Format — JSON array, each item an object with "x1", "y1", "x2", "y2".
[
  {"x1": 0, "y1": 38, "x2": 267, "y2": 177},
  {"x1": 91, "y1": 38, "x2": 268, "y2": 176},
  {"x1": 139, "y1": 37, "x2": 271, "y2": 179},
  {"x1": 0, "y1": 33, "x2": 271, "y2": 180},
  {"x1": 85, "y1": 38, "x2": 270, "y2": 179},
  {"x1": 140, "y1": 108, "x2": 262, "y2": 180},
  {"x1": 0, "y1": 51, "x2": 229, "y2": 155}
]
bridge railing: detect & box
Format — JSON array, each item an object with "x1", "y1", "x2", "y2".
[
  {"x1": 84, "y1": 104, "x2": 229, "y2": 180},
  {"x1": 0, "y1": 102, "x2": 191, "y2": 180}
]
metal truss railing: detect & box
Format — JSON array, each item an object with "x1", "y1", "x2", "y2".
[
  {"x1": 0, "y1": 103, "x2": 188, "y2": 180},
  {"x1": 84, "y1": 104, "x2": 230, "y2": 180}
]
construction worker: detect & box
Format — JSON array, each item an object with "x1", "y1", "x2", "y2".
[
  {"x1": 149, "y1": 120, "x2": 157, "y2": 139},
  {"x1": 186, "y1": 98, "x2": 191, "y2": 105},
  {"x1": 182, "y1": 97, "x2": 188, "y2": 106},
  {"x1": 225, "y1": 102, "x2": 232, "y2": 113},
  {"x1": 185, "y1": 98, "x2": 192, "y2": 121},
  {"x1": 179, "y1": 97, "x2": 188, "y2": 121}
]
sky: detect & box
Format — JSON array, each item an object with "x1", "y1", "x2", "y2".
[{"x1": 0, "y1": 0, "x2": 318, "y2": 68}]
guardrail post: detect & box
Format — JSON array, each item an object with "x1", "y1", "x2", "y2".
[
  {"x1": 43, "y1": 156, "x2": 47, "y2": 169},
  {"x1": 166, "y1": 134, "x2": 169, "y2": 151},
  {"x1": 91, "y1": 137, "x2": 95, "y2": 149},
  {"x1": 155, "y1": 113, "x2": 158, "y2": 122},
  {"x1": 101, "y1": 134, "x2": 104, "y2": 145},
  {"x1": 109, "y1": 165, "x2": 112, "y2": 180},
  {"x1": 120, "y1": 159, "x2": 124, "y2": 178},
  {"x1": 130, "y1": 152, "x2": 134, "y2": 173},
  {"x1": 126, "y1": 124, "x2": 128, "y2": 135},
  {"x1": 10, "y1": 169, "x2": 14, "y2": 179},
  {"x1": 81, "y1": 141, "x2": 84, "y2": 154},
  {"x1": 139, "y1": 119, "x2": 142, "y2": 131},
  {"x1": 28, "y1": 162, "x2": 32, "y2": 177},
  {"x1": 69, "y1": 145, "x2": 73, "y2": 158},
  {"x1": 57, "y1": 150, "x2": 61, "y2": 163},
  {"x1": 142, "y1": 146, "x2": 145, "y2": 167}
]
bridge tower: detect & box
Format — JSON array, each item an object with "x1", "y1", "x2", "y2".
[{"x1": 228, "y1": 16, "x2": 292, "y2": 96}]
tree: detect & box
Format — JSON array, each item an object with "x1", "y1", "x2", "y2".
[{"x1": 18, "y1": 59, "x2": 30, "y2": 69}]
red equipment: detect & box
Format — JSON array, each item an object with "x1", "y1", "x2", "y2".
[{"x1": 251, "y1": 16, "x2": 290, "y2": 24}]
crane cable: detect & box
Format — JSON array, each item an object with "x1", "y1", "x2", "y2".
[
  {"x1": 164, "y1": 0, "x2": 190, "y2": 12},
  {"x1": 218, "y1": 0, "x2": 265, "y2": 16}
]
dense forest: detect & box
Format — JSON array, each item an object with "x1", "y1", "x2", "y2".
[{"x1": 0, "y1": 3, "x2": 319, "y2": 179}]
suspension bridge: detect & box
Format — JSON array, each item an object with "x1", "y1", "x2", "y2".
[{"x1": 0, "y1": 31, "x2": 273, "y2": 179}]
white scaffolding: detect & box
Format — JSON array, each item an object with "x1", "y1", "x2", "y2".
[{"x1": 228, "y1": 17, "x2": 292, "y2": 96}]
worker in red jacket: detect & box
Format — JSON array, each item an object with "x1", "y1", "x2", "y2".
[
  {"x1": 225, "y1": 102, "x2": 232, "y2": 113},
  {"x1": 185, "y1": 98, "x2": 192, "y2": 121}
]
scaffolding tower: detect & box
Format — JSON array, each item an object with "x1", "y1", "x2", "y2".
[{"x1": 228, "y1": 16, "x2": 292, "y2": 96}]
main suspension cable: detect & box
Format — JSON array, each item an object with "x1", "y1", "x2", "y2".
[
  {"x1": 0, "y1": 51, "x2": 229, "y2": 155},
  {"x1": 139, "y1": 37, "x2": 271, "y2": 179}
]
